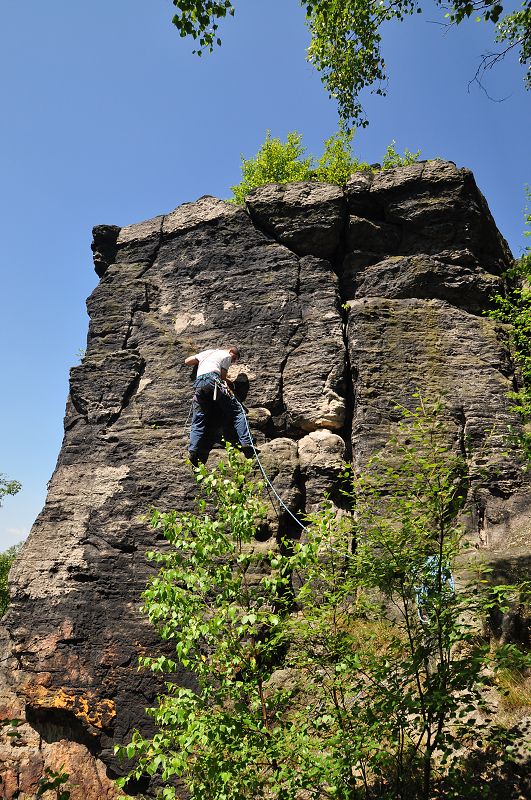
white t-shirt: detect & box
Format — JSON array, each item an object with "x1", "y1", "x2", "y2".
[{"x1": 194, "y1": 349, "x2": 232, "y2": 377}]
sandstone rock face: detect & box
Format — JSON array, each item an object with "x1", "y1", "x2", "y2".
[
  {"x1": 246, "y1": 182, "x2": 346, "y2": 258},
  {"x1": 1, "y1": 162, "x2": 529, "y2": 797}
]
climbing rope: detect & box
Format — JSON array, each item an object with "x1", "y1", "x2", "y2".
[
  {"x1": 185, "y1": 387, "x2": 454, "y2": 622},
  {"x1": 238, "y1": 396, "x2": 456, "y2": 624},
  {"x1": 236, "y1": 396, "x2": 310, "y2": 535},
  {"x1": 184, "y1": 400, "x2": 194, "y2": 434}
]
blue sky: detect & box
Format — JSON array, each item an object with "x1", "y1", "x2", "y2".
[{"x1": 0, "y1": 1, "x2": 529, "y2": 550}]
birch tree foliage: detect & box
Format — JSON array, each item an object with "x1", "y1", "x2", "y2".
[
  {"x1": 0, "y1": 474, "x2": 21, "y2": 508},
  {"x1": 169, "y1": 0, "x2": 530, "y2": 125}
]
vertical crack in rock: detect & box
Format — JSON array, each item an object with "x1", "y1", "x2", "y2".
[
  {"x1": 338, "y1": 304, "x2": 355, "y2": 464},
  {"x1": 456, "y1": 404, "x2": 467, "y2": 462},
  {"x1": 122, "y1": 216, "x2": 165, "y2": 350},
  {"x1": 294, "y1": 249, "x2": 301, "y2": 299},
  {"x1": 274, "y1": 350, "x2": 290, "y2": 427},
  {"x1": 274, "y1": 257, "x2": 304, "y2": 428},
  {"x1": 331, "y1": 195, "x2": 359, "y2": 467},
  {"x1": 121, "y1": 287, "x2": 149, "y2": 351},
  {"x1": 245, "y1": 184, "x2": 349, "y2": 434},
  {"x1": 282, "y1": 255, "x2": 347, "y2": 433}
]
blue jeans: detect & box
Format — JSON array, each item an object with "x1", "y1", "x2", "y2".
[{"x1": 189, "y1": 373, "x2": 252, "y2": 458}]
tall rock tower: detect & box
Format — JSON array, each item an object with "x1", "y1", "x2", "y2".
[{"x1": 1, "y1": 161, "x2": 529, "y2": 798}]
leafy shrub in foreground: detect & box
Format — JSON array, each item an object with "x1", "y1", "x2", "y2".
[{"x1": 117, "y1": 399, "x2": 527, "y2": 799}]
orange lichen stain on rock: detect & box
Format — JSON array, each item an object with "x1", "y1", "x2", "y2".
[{"x1": 20, "y1": 685, "x2": 116, "y2": 731}]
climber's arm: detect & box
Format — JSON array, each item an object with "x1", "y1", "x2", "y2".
[{"x1": 185, "y1": 356, "x2": 199, "y2": 367}]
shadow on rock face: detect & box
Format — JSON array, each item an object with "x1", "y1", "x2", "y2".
[
  {"x1": 234, "y1": 372, "x2": 249, "y2": 402},
  {"x1": 489, "y1": 554, "x2": 531, "y2": 647},
  {"x1": 26, "y1": 706, "x2": 101, "y2": 757}
]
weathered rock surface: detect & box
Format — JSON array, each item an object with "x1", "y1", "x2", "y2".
[
  {"x1": 246, "y1": 182, "x2": 345, "y2": 258},
  {"x1": 1, "y1": 161, "x2": 529, "y2": 797},
  {"x1": 353, "y1": 253, "x2": 501, "y2": 313}
]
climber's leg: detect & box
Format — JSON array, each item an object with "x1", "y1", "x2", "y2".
[{"x1": 216, "y1": 391, "x2": 252, "y2": 449}]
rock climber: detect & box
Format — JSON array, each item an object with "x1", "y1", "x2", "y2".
[{"x1": 185, "y1": 346, "x2": 254, "y2": 465}]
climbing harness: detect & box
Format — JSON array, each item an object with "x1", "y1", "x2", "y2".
[
  {"x1": 187, "y1": 374, "x2": 231, "y2": 436},
  {"x1": 193, "y1": 373, "x2": 233, "y2": 405},
  {"x1": 187, "y1": 383, "x2": 309, "y2": 535}
]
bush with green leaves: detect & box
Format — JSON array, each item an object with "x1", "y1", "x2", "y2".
[
  {"x1": 116, "y1": 448, "x2": 299, "y2": 798},
  {"x1": 230, "y1": 129, "x2": 419, "y2": 203},
  {"x1": 0, "y1": 473, "x2": 21, "y2": 508},
  {"x1": 381, "y1": 139, "x2": 421, "y2": 169},
  {"x1": 0, "y1": 542, "x2": 22, "y2": 617},
  {"x1": 36, "y1": 766, "x2": 71, "y2": 800},
  {"x1": 230, "y1": 131, "x2": 314, "y2": 204},
  {"x1": 284, "y1": 397, "x2": 527, "y2": 799},
  {"x1": 117, "y1": 399, "x2": 527, "y2": 799},
  {"x1": 315, "y1": 127, "x2": 370, "y2": 184},
  {"x1": 488, "y1": 189, "x2": 531, "y2": 428}
]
